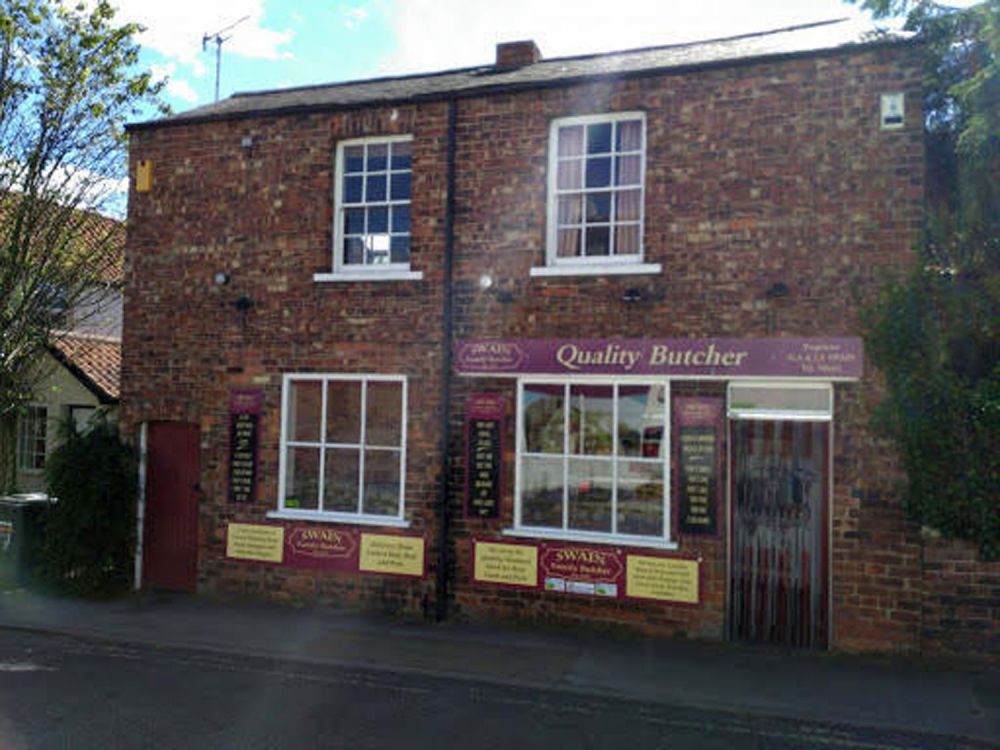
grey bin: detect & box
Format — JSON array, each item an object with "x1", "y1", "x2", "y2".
[{"x1": 0, "y1": 493, "x2": 53, "y2": 586}]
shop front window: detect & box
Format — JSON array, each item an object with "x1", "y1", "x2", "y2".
[
  {"x1": 275, "y1": 374, "x2": 408, "y2": 525},
  {"x1": 516, "y1": 380, "x2": 671, "y2": 544}
]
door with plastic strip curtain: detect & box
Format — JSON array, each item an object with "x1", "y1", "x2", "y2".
[{"x1": 727, "y1": 383, "x2": 831, "y2": 648}]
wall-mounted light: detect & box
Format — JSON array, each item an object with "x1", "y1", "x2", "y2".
[
  {"x1": 241, "y1": 135, "x2": 256, "y2": 158},
  {"x1": 765, "y1": 282, "x2": 790, "y2": 299},
  {"x1": 620, "y1": 285, "x2": 667, "y2": 304},
  {"x1": 478, "y1": 272, "x2": 514, "y2": 302}
]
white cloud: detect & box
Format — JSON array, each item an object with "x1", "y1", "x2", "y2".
[
  {"x1": 148, "y1": 61, "x2": 199, "y2": 104},
  {"x1": 149, "y1": 61, "x2": 175, "y2": 84},
  {"x1": 48, "y1": 163, "x2": 130, "y2": 217},
  {"x1": 167, "y1": 78, "x2": 200, "y2": 104},
  {"x1": 378, "y1": 0, "x2": 869, "y2": 75},
  {"x1": 344, "y1": 6, "x2": 369, "y2": 30},
  {"x1": 110, "y1": 0, "x2": 293, "y2": 72}
]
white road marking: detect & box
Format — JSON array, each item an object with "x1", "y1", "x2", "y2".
[{"x1": 0, "y1": 662, "x2": 55, "y2": 673}]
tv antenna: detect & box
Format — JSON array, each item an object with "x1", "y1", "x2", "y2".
[{"x1": 202, "y1": 16, "x2": 249, "y2": 102}]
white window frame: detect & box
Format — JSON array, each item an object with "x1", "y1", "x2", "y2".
[
  {"x1": 270, "y1": 373, "x2": 410, "y2": 527},
  {"x1": 509, "y1": 377, "x2": 675, "y2": 549},
  {"x1": 16, "y1": 403, "x2": 48, "y2": 473},
  {"x1": 534, "y1": 112, "x2": 661, "y2": 278},
  {"x1": 727, "y1": 381, "x2": 834, "y2": 422},
  {"x1": 316, "y1": 134, "x2": 422, "y2": 283}
]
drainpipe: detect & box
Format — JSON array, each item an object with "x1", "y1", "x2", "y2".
[
  {"x1": 435, "y1": 99, "x2": 458, "y2": 621},
  {"x1": 133, "y1": 421, "x2": 148, "y2": 590}
]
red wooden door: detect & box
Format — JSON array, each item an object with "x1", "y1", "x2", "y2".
[{"x1": 143, "y1": 422, "x2": 200, "y2": 592}]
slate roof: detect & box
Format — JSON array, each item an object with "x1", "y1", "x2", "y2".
[
  {"x1": 135, "y1": 18, "x2": 913, "y2": 130},
  {"x1": 49, "y1": 333, "x2": 121, "y2": 403}
]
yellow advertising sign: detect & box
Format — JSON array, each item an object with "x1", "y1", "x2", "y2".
[
  {"x1": 226, "y1": 523, "x2": 284, "y2": 563},
  {"x1": 359, "y1": 533, "x2": 425, "y2": 577},
  {"x1": 625, "y1": 555, "x2": 699, "y2": 604},
  {"x1": 473, "y1": 541, "x2": 538, "y2": 587}
]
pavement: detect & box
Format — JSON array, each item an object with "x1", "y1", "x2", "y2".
[{"x1": 0, "y1": 588, "x2": 997, "y2": 746}]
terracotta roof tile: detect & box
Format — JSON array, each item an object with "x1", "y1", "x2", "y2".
[
  {"x1": 50, "y1": 334, "x2": 121, "y2": 402},
  {"x1": 78, "y1": 213, "x2": 125, "y2": 285},
  {"x1": 0, "y1": 195, "x2": 124, "y2": 285}
]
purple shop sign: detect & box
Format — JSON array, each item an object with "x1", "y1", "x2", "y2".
[
  {"x1": 465, "y1": 394, "x2": 505, "y2": 519},
  {"x1": 455, "y1": 338, "x2": 863, "y2": 379},
  {"x1": 673, "y1": 397, "x2": 723, "y2": 537},
  {"x1": 230, "y1": 389, "x2": 263, "y2": 415},
  {"x1": 228, "y1": 389, "x2": 263, "y2": 503},
  {"x1": 284, "y1": 525, "x2": 359, "y2": 572}
]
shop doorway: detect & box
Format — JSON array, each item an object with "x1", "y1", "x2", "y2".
[
  {"x1": 728, "y1": 417, "x2": 830, "y2": 648},
  {"x1": 143, "y1": 421, "x2": 200, "y2": 592}
]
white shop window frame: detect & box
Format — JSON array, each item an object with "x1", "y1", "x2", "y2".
[
  {"x1": 270, "y1": 373, "x2": 410, "y2": 527},
  {"x1": 508, "y1": 376, "x2": 676, "y2": 549},
  {"x1": 727, "y1": 381, "x2": 834, "y2": 422},
  {"x1": 533, "y1": 111, "x2": 661, "y2": 278},
  {"x1": 315, "y1": 134, "x2": 422, "y2": 283}
]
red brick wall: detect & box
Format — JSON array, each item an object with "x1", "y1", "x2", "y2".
[
  {"x1": 124, "y1": 103, "x2": 451, "y2": 613},
  {"x1": 922, "y1": 538, "x2": 1000, "y2": 660},
  {"x1": 120, "y1": 42, "x2": 1000, "y2": 657},
  {"x1": 447, "y1": 378, "x2": 728, "y2": 639},
  {"x1": 444, "y1": 46, "x2": 927, "y2": 650}
]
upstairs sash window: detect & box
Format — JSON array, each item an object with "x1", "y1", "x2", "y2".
[
  {"x1": 334, "y1": 136, "x2": 413, "y2": 273},
  {"x1": 547, "y1": 113, "x2": 646, "y2": 266}
]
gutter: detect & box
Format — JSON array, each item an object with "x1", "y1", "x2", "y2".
[{"x1": 435, "y1": 99, "x2": 458, "y2": 621}]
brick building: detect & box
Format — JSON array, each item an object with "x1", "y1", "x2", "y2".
[{"x1": 123, "y1": 19, "x2": 999, "y2": 657}]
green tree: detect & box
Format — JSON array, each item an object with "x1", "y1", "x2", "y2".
[
  {"x1": 0, "y1": 0, "x2": 163, "y2": 490},
  {"x1": 37, "y1": 416, "x2": 137, "y2": 594},
  {"x1": 857, "y1": 1, "x2": 1000, "y2": 558}
]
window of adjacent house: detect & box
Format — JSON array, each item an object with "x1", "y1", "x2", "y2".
[
  {"x1": 334, "y1": 136, "x2": 412, "y2": 272},
  {"x1": 515, "y1": 380, "x2": 670, "y2": 544},
  {"x1": 69, "y1": 405, "x2": 98, "y2": 435},
  {"x1": 278, "y1": 374, "x2": 407, "y2": 523},
  {"x1": 547, "y1": 113, "x2": 646, "y2": 265},
  {"x1": 17, "y1": 404, "x2": 48, "y2": 472}
]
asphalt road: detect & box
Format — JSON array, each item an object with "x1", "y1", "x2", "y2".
[{"x1": 0, "y1": 631, "x2": 990, "y2": 750}]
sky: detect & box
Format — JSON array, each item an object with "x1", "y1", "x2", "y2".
[{"x1": 109, "y1": 0, "x2": 882, "y2": 116}]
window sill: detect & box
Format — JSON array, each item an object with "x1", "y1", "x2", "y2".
[
  {"x1": 267, "y1": 509, "x2": 411, "y2": 528},
  {"x1": 530, "y1": 263, "x2": 662, "y2": 278},
  {"x1": 503, "y1": 527, "x2": 677, "y2": 550},
  {"x1": 313, "y1": 270, "x2": 424, "y2": 283}
]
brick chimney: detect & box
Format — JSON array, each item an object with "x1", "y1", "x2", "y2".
[{"x1": 495, "y1": 40, "x2": 542, "y2": 69}]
